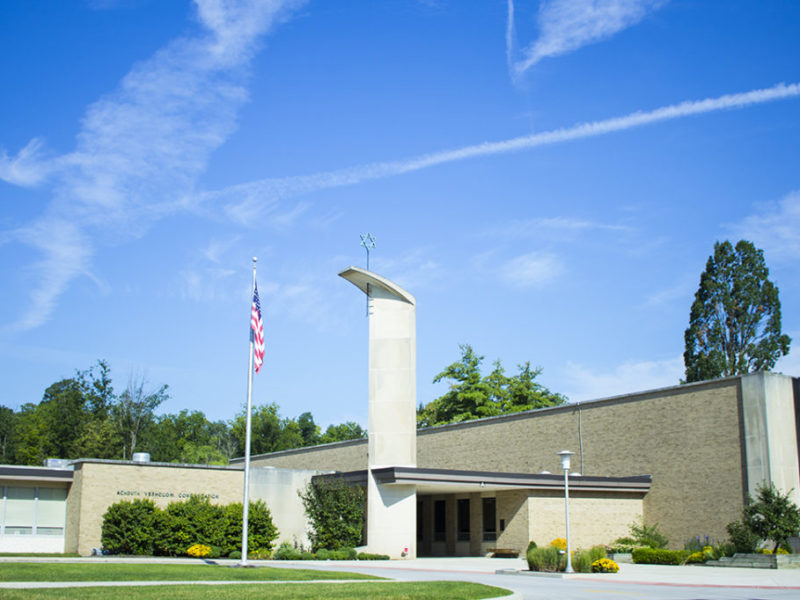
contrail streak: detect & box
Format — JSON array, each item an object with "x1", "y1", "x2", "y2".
[{"x1": 212, "y1": 82, "x2": 800, "y2": 221}]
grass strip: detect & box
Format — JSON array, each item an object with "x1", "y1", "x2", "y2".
[
  {"x1": 0, "y1": 563, "x2": 379, "y2": 582},
  {"x1": 0, "y1": 554, "x2": 80, "y2": 558},
  {"x1": 0, "y1": 581, "x2": 512, "y2": 600}
]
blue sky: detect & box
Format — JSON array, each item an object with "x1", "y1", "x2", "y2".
[{"x1": 1, "y1": 0, "x2": 799, "y2": 427}]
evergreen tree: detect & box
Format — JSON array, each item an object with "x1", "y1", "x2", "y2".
[{"x1": 684, "y1": 240, "x2": 791, "y2": 382}]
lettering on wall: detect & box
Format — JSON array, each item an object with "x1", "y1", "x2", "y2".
[{"x1": 115, "y1": 490, "x2": 220, "y2": 500}]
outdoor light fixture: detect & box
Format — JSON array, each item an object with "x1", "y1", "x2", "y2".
[{"x1": 556, "y1": 450, "x2": 575, "y2": 573}]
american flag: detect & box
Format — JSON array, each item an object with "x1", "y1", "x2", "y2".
[{"x1": 251, "y1": 283, "x2": 265, "y2": 373}]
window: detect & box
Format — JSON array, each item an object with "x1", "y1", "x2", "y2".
[
  {"x1": 36, "y1": 488, "x2": 67, "y2": 536},
  {"x1": 433, "y1": 500, "x2": 446, "y2": 542},
  {"x1": 482, "y1": 497, "x2": 497, "y2": 541},
  {"x1": 4, "y1": 487, "x2": 35, "y2": 535},
  {"x1": 416, "y1": 500, "x2": 424, "y2": 542},
  {"x1": 457, "y1": 498, "x2": 470, "y2": 541},
  {"x1": 1, "y1": 486, "x2": 67, "y2": 537}
]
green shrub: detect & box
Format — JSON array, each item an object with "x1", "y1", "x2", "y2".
[
  {"x1": 249, "y1": 548, "x2": 272, "y2": 559},
  {"x1": 606, "y1": 544, "x2": 640, "y2": 554},
  {"x1": 300, "y1": 478, "x2": 365, "y2": 552},
  {"x1": 628, "y1": 519, "x2": 669, "y2": 549},
  {"x1": 631, "y1": 548, "x2": 690, "y2": 565},
  {"x1": 315, "y1": 548, "x2": 331, "y2": 560},
  {"x1": 527, "y1": 546, "x2": 563, "y2": 572},
  {"x1": 569, "y1": 546, "x2": 606, "y2": 573},
  {"x1": 612, "y1": 536, "x2": 637, "y2": 546},
  {"x1": 273, "y1": 542, "x2": 302, "y2": 560},
  {"x1": 572, "y1": 549, "x2": 592, "y2": 573},
  {"x1": 221, "y1": 500, "x2": 279, "y2": 556},
  {"x1": 228, "y1": 550, "x2": 241, "y2": 559},
  {"x1": 744, "y1": 483, "x2": 800, "y2": 553},
  {"x1": 726, "y1": 519, "x2": 760, "y2": 553},
  {"x1": 685, "y1": 551, "x2": 706, "y2": 564},
  {"x1": 684, "y1": 535, "x2": 715, "y2": 553},
  {"x1": 526, "y1": 540, "x2": 537, "y2": 553},
  {"x1": 208, "y1": 545, "x2": 222, "y2": 559},
  {"x1": 329, "y1": 547, "x2": 357, "y2": 560},
  {"x1": 715, "y1": 542, "x2": 736, "y2": 558},
  {"x1": 357, "y1": 552, "x2": 390, "y2": 560},
  {"x1": 101, "y1": 499, "x2": 157, "y2": 555}
]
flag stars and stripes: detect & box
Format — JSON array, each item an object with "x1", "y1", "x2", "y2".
[{"x1": 251, "y1": 283, "x2": 264, "y2": 373}]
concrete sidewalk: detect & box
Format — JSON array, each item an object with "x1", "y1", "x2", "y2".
[
  {"x1": 3, "y1": 555, "x2": 800, "y2": 590},
  {"x1": 270, "y1": 556, "x2": 800, "y2": 589}
]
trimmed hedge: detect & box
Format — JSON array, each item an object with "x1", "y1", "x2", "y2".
[
  {"x1": 101, "y1": 496, "x2": 278, "y2": 557},
  {"x1": 631, "y1": 548, "x2": 690, "y2": 565}
]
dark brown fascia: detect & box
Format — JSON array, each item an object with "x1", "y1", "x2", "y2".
[{"x1": 313, "y1": 466, "x2": 651, "y2": 494}]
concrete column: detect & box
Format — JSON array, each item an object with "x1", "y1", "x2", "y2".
[
  {"x1": 740, "y1": 372, "x2": 800, "y2": 505},
  {"x1": 469, "y1": 492, "x2": 482, "y2": 556},
  {"x1": 340, "y1": 267, "x2": 417, "y2": 559},
  {"x1": 445, "y1": 495, "x2": 457, "y2": 555}
]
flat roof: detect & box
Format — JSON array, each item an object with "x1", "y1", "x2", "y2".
[
  {"x1": 0, "y1": 465, "x2": 74, "y2": 483},
  {"x1": 314, "y1": 466, "x2": 651, "y2": 495},
  {"x1": 71, "y1": 459, "x2": 243, "y2": 472}
]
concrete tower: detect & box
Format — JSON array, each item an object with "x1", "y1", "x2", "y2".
[{"x1": 339, "y1": 266, "x2": 417, "y2": 559}]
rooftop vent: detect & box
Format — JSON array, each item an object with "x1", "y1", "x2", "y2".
[{"x1": 132, "y1": 452, "x2": 151, "y2": 463}]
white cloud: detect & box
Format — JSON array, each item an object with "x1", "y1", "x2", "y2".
[
  {"x1": 499, "y1": 251, "x2": 563, "y2": 288},
  {"x1": 562, "y1": 355, "x2": 683, "y2": 401},
  {"x1": 489, "y1": 216, "x2": 631, "y2": 240},
  {"x1": 641, "y1": 276, "x2": 695, "y2": 309},
  {"x1": 729, "y1": 190, "x2": 800, "y2": 261},
  {"x1": 0, "y1": 138, "x2": 57, "y2": 187},
  {"x1": 206, "y1": 82, "x2": 800, "y2": 222},
  {"x1": 4, "y1": 0, "x2": 306, "y2": 330},
  {"x1": 203, "y1": 236, "x2": 241, "y2": 264},
  {"x1": 509, "y1": 0, "x2": 667, "y2": 78},
  {"x1": 371, "y1": 250, "x2": 442, "y2": 294},
  {"x1": 6, "y1": 218, "x2": 92, "y2": 331},
  {"x1": 179, "y1": 266, "x2": 237, "y2": 302}
]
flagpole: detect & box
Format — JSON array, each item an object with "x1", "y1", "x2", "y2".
[{"x1": 241, "y1": 257, "x2": 257, "y2": 567}]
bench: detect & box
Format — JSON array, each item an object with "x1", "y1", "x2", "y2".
[{"x1": 487, "y1": 548, "x2": 520, "y2": 558}]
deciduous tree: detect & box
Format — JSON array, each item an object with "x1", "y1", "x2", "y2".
[
  {"x1": 743, "y1": 483, "x2": 800, "y2": 553},
  {"x1": 417, "y1": 344, "x2": 566, "y2": 427},
  {"x1": 112, "y1": 375, "x2": 168, "y2": 460}
]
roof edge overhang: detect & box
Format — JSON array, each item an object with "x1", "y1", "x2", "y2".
[
  {"x1": 313, "y1": 466, "x2": 651, "y2": 494},
  {"x1": 0, "y1": 465, "x2": 74, "y2": 483},
  {"x1": 339, "y1": 266, "x2": 416, "y2": 305}
]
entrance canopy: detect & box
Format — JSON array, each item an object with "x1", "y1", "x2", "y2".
[{"x1": 315, "y1": 466, "x2": 651, "y2": 495}]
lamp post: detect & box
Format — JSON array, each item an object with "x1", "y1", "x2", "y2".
[{"x1": 557, "y1": 450, "x2": 575, "y2": 573}]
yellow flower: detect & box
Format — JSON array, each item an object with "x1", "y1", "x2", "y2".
[{"x1": 187, "y1": 543, "x2": 211, "y2": 558}]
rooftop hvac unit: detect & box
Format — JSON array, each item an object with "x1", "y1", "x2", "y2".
[{"x1": 132, "y1": 452, "x2": 151, "y2": 463}]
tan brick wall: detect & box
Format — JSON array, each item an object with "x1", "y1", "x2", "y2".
[
  {"x1": 247, "y1": 440, "x2": 367, "y2": 472},
  {"x1": 528, "y1": 491, "x2": 643, "y2": 549},
  {"x1": 64, "y1": 469, "x2": 83, "y2": 553},
  {"x1": 72, "y1": 461, "x2": 243, "y2": 556},
  {"x1": 417, "y1": 378, "x2": 745, "y2": 547},
  {"x1": 242, "y1": 378, "x2": 746, "y2": 548},
  {"x1": 496, "y1": 490, "x2": 529, "y2": 553}
]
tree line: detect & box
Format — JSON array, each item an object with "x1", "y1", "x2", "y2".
[
  {"x1": 0, "y1": 360, "x2": 365, "y2": 466},
  {"x1": 0, "y1": 239, "x2": 791, "y2": 466}
]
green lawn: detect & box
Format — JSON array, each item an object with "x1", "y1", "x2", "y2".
[
  {"x1": 0, "y1": 563, "x2": 379, "y2": 582},
  {"x1": 0, "y1": 582, "x2": 512, "y2": 600},
  {"x1": 0, "y1": 554, "x2": 80, "y2": 558}
]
